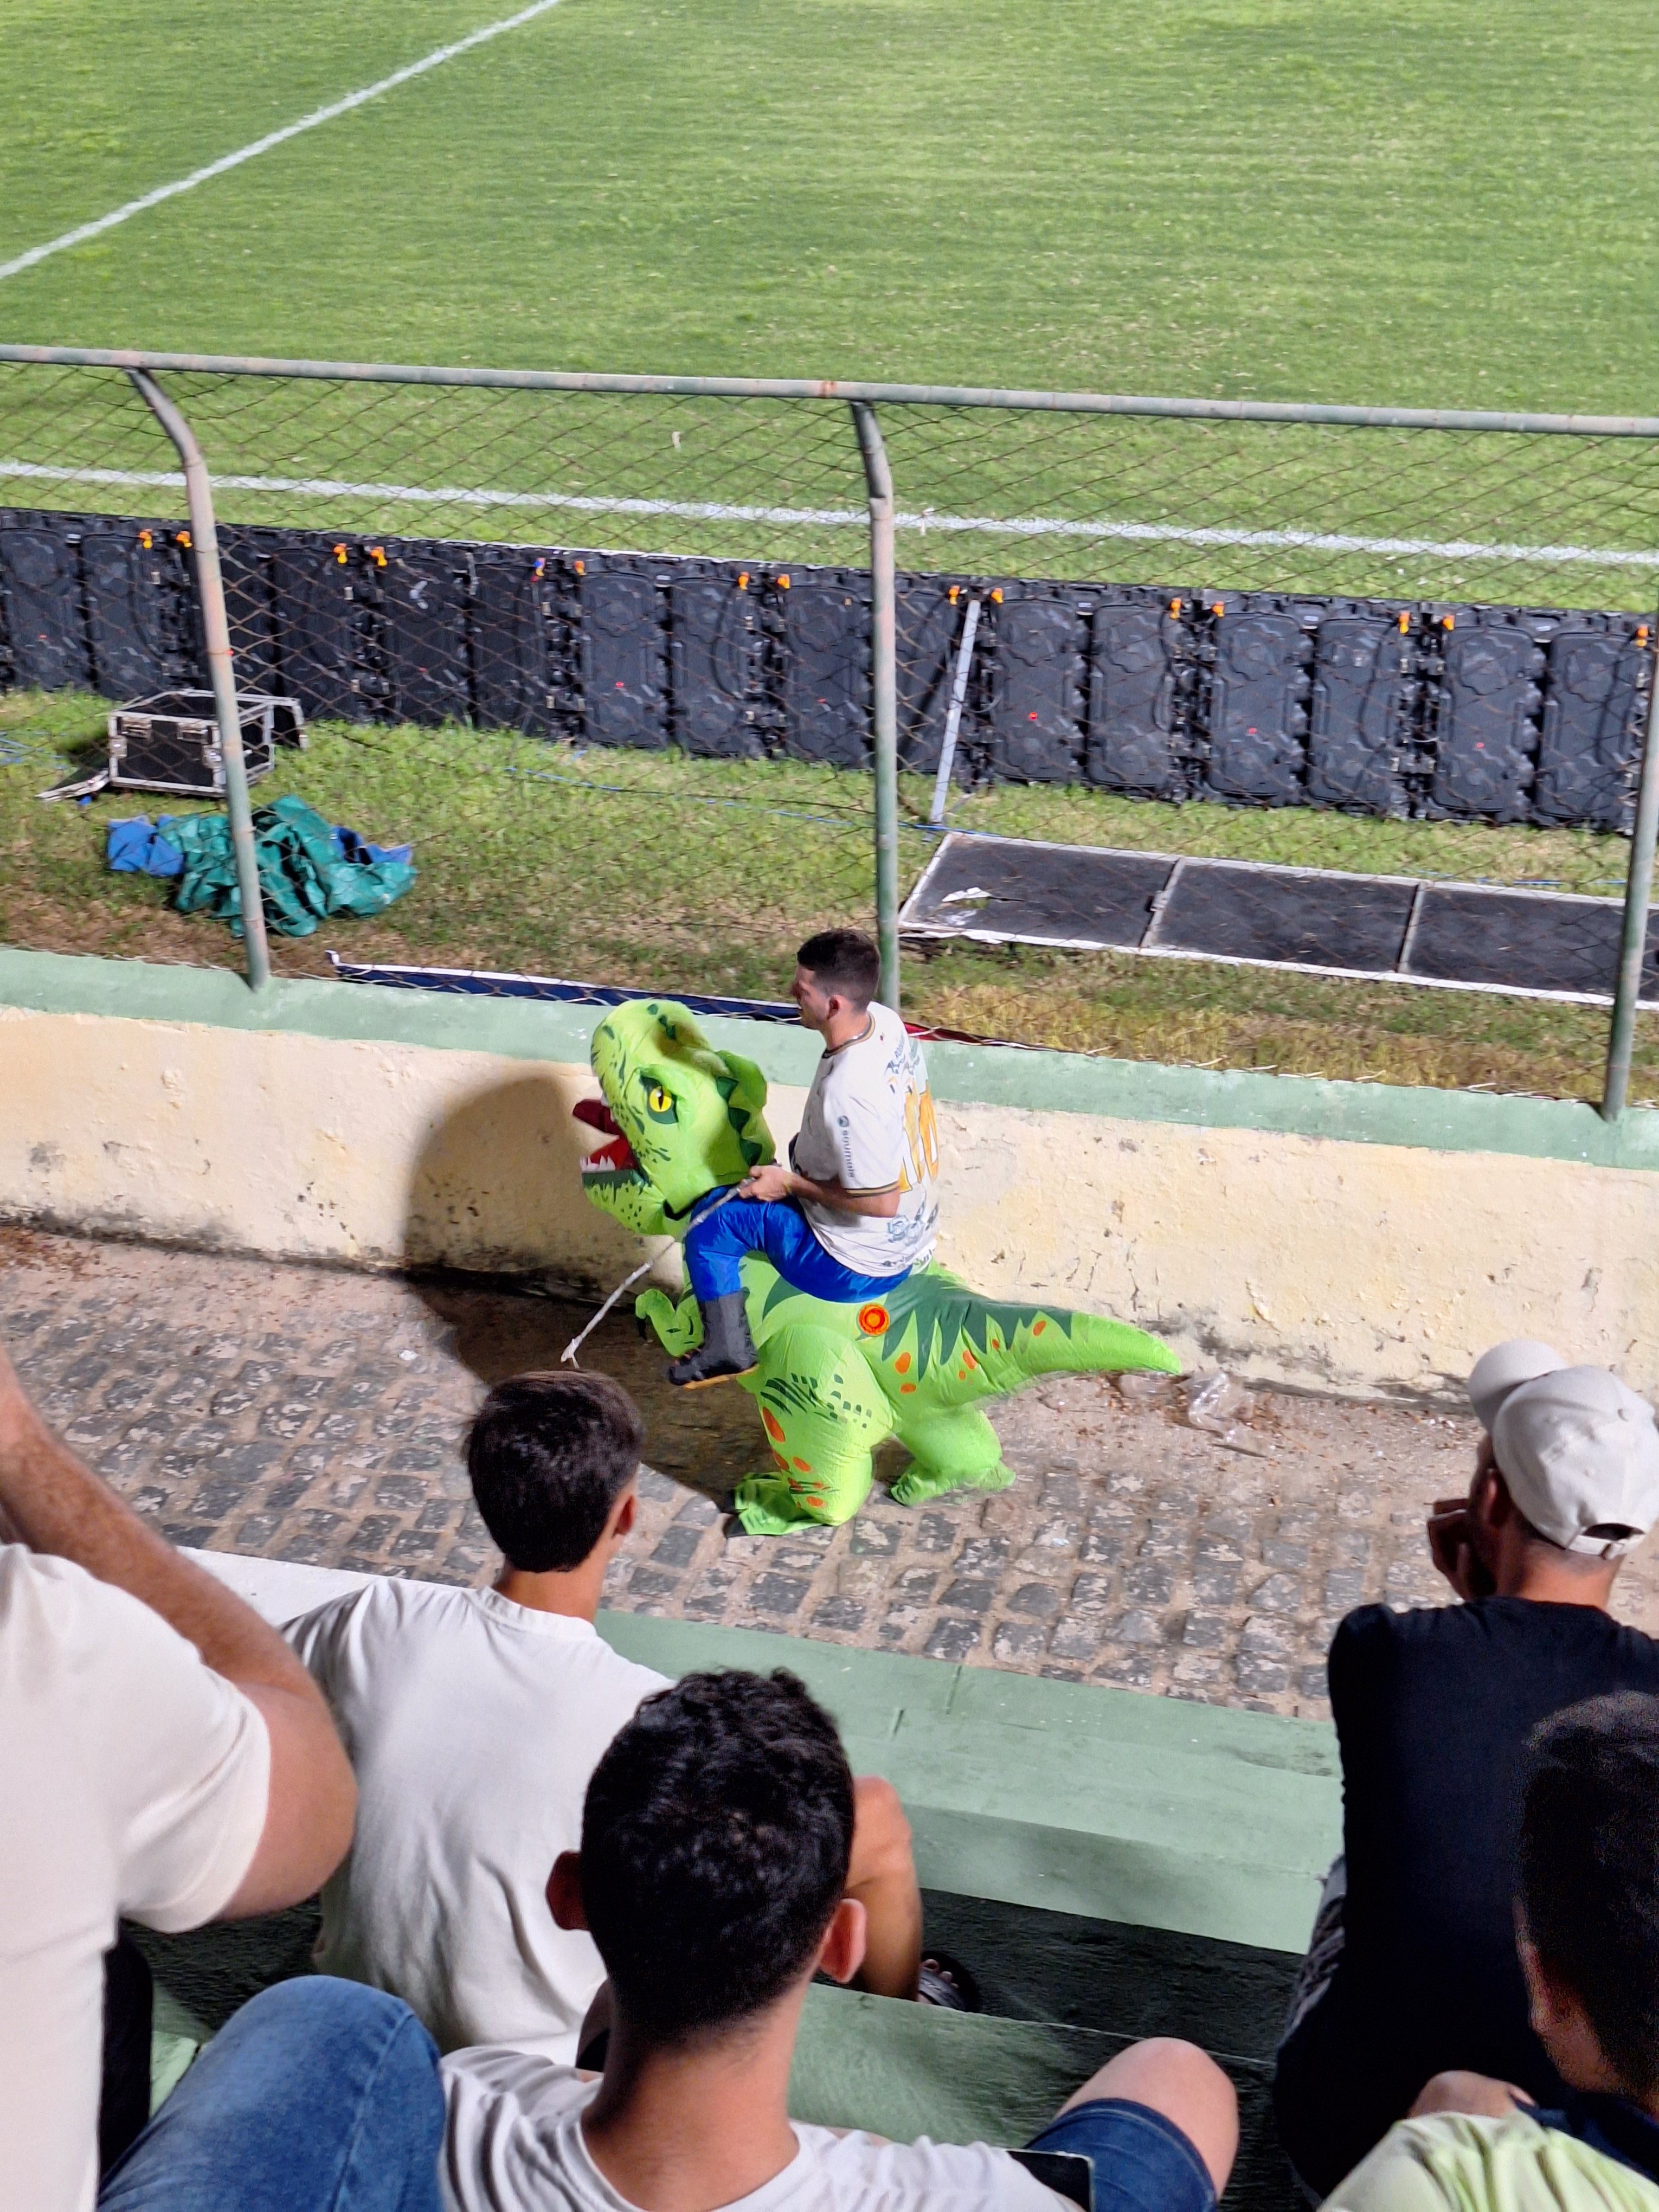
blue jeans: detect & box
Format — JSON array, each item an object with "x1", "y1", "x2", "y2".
[
  {"x1": 99, "y1": 1979, "x2": 444, "y2": 2212},
  {"x1": 1018, "y1": 2098, "x2": 1217, "y2": 2212},
  {"x1": 683, "y1": 1193, "x2": 913, "y2": 1304}
]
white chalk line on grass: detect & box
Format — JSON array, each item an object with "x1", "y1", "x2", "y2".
[
  {"x1": 2, "y1": 459, "x2": 1656, "y2": 570},
  {"x1": 0, "y1": 0, "x2": 565, "y2": 284}
]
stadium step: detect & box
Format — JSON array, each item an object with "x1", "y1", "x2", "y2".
[
  {"x1": 129, "y1": 1553, "x2": 1331, "y2": 2202},
  {"x1": 795, "y1": 1984, "x2": 1287, "y2": 2212},
  {"x1": 190, "y1": 1552, "x2": 1341, "y2": 1954}
]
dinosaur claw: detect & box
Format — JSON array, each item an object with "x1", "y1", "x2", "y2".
[{"x1": 891, "y1": 1458, "x2": 1015, "y2": 1508}]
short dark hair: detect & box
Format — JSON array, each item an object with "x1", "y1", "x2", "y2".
[
  {"x1": 796, "y1": 927, "x2": 880, "y2": 1008},
  {"x1": 580, "y1": 1669, "x2": 855, "y2": 2044},
  {"x1": 1519, "y1": 1692, "x2": 1659, "y2": 2095},
  {"x1": 464, "y1": 1371, "x2": 644, "y2": 1572}
]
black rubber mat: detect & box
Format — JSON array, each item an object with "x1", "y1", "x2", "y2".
[
  {"x1": 901, "y1": 832, "x2": 1659, "y2": 1006},
  {"x1": 903, "y1": 835, "x2": 1174, "y2": 948},
  {"x1": 1407, "y1": 885, "x2": 1659, "y2": 1001},
  {"x1": 1152, "y1": 861, "x2": 1414, "y2": 972}
]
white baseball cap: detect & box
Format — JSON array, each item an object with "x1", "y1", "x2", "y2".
[
  {"x1": 1467, "y1": 1339, "x2": 1569, "y2": 1431},
  {"x1": 1467, "y1": 1340, "x2": 1659, "y2": 1559}
]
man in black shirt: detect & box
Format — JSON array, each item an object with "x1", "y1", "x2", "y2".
[{"x1": 1274, "y1": 1340, "x2": 1659, "y2": 2196}]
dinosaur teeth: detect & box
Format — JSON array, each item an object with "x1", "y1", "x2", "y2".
[{"x1": 580, "y1": 1133, "x2": 639, "y2": 1174}]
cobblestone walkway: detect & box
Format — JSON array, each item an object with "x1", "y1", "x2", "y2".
[{"x1": 7, "y1": 1227, "x2": 1658, "y2": 1722}]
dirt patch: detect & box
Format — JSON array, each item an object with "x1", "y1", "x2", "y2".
[{"x1": 0, "y1": 1224, "x2": 97, "y2": 1276}]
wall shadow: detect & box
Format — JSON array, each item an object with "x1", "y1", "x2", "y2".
[
  {"x1": 403, "y1": 1072, "x2": 761, "y2": 1501},
  {"x1": 403, "y1": 1070, "x2": 619, "y2": 1283}
]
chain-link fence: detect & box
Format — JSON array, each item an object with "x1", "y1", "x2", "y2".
[
  {"x1": 2, "y1": 348, "x2": 1656, "y2": 1112},
  {"x1": 880, "y1": 402, "x2": 1659, "y2": 1111},
  {"x1": 0, "y1": 358, "x2": 890, "y2": 1007}
]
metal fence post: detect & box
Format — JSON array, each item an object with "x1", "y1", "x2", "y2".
[
  {"x1": 127, "y1": 368, "x2": 272, "y2": 992},
  {"x1": 851, "y1": 400, "x2": 901, "y2": 1012},
  {"x1": 1602, "y1": 661, "x2": 1659, "y2": 1118}
]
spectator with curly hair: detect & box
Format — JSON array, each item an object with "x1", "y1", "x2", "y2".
[{"x1": 440, "y1": 1667, "x2": 1239, "y2": 2212}]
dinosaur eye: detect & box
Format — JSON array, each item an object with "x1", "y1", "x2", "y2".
[{"x1": 643, "y1": 1083, "x2": 677, "y2": 1122}]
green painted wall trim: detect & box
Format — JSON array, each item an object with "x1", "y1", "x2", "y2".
[
  {"x1": 0, "y1": 945, "x2": 803, "y2": 1073},
  {"x1": 597, "y1": 1611, "x2": 1339, "y2": 1953},
  {"x1": 5, "y1": 944, "x2": 1656, "y2": 1169},
  {"x1": 919, "y1": 1033, "x2": 1659, "y2": 1169}
]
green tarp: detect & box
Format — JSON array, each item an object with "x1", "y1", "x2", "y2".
[{"x1": 166, "y1": 797, "x2": 415, "y2": 938}]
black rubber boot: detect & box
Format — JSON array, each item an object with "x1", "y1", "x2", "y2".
[{"x1": 667, "y1": 1292, "x2": 758, "y2": 1388}]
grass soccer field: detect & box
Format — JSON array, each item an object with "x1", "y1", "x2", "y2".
[
  {"x1": 3, "y1": 0, "x2": 1658, "y2": 1099},
  {"x1": 4, "y1": 0, "x2": 1659, "y2": 407}
]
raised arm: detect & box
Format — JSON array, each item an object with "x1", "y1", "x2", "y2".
[{"x1": 0, "y1": 1333, "x2": 355, "y2": 1914}]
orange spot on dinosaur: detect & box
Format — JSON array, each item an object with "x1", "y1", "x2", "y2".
[
  {"x1": 762, "y1": 1408, "x2": 785, "y2": 1442},
  {"x1": 962, "y1": 1349, "x2": 977, "y2": 1369},
  {"x1": 773, "y1": 1451, "x2": 788, "y2": 1471},
  {"x1": 894, "y1": 1352, "x2": 912, "y2": 1374},
  {"x1": 792, "y1": 1456, "x2": 812, "y2": 1474},
  {"x1": 1032, "y1": 1318, "x2": 1047, "y2": 1335},
  {"x1": 901, "y1": 1382, "x2": 916, "y2": 1394}
]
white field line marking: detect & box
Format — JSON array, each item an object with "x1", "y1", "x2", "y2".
[
  {"x1": 2, "y1": 458, "x2": 1656, "y2": 570},
  {"x1": 0, "y1": 0, "x2": 565, "y2": 285}
]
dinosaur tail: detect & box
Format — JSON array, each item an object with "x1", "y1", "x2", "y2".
[
  {"x1": 876, "y1": 1272, "x2": 1181, "y2": 1407},
  {"x1": 1010, "y1": 1303, "x2": 1183, "y2": 1381}
]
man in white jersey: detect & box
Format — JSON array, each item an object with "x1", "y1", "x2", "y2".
[
  {"x1": 670, "y1": 927, "x2": 939, "y2": 1387},
  {"x1": 441, "y1": 1668, "x2": 1238, "y2": 2212}
]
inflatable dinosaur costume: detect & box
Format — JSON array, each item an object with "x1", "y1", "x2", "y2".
[{"x1": 575, "y1": 999, "x2": 1182, "y2": 1535}]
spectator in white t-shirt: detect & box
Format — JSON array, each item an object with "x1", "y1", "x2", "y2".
[
  {"x1": 288, "y1": 1371, "x2": 934, "y2": 2061},
  {"x1": 671, "y1": 927, "x2": 939, "y2": 1387},
  {"x1": 287, "y1": 1371, "x2": 666, "y2": 2064},
  {"x1": 441, "y1": 1668, "x2": 1239, "y2": 2212},
  {"x1": 0, "y1": 1329, "x2": 446, "y2": 2212}
]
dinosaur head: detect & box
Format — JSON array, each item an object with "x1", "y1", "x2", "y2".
[{"x1": 577, "y1": 998, "x2": 775, "y2": 1236}]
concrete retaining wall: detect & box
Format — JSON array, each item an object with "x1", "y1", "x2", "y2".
[{"x1": 4, "y1": 949, "x2": 1658, "y2": 1400}]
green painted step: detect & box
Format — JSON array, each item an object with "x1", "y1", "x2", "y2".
[
  {"x1": 793, "y1": 1983, "x2": 1290, "y2": 2212},
  {"x1": 140, "y1": 1963, "x2": 1294, "y2": 2208},
  {"x1": 597, "y1": 1612, "x2": 1341, "y2": 1954},
  {"x1": 793, "y1": 1982, "x2": 1130, "y2": 2145},
  {"x1": 189, "y1": 1557, "x2": 1339, "y2": 1952}
]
